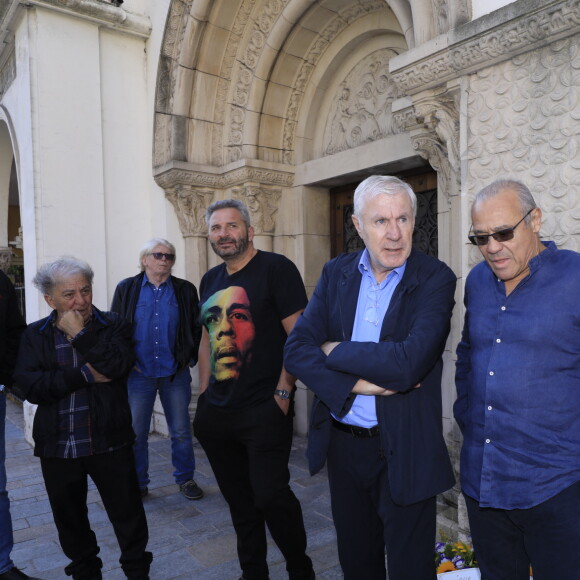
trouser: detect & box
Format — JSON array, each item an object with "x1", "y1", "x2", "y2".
[
  {"x1": 0, "y1": 394, "x2": 15, "y2": 574},
  {"x1": 327, "y1": 425, "x2": 437, "y2": 580},
  {"x1": 127, "y1": 367, "x2": 195, "y2": 488},
  {"x1": 193, "y1": 394, "x2": 313, "y2": 580},
  {"x1": 465, "y1": 481, "x2": 580, "y2": 580},
  {"x1": 40, "y1": 445, "x2": 152, "y2": 579}
]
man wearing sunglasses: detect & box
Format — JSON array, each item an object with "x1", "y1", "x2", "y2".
[
  {"x1": 111, "y1": 239, "x2": 203, "y2": 501},
  {"x1": 455, "y1": 179, "x2": 580, "y2": 579}
]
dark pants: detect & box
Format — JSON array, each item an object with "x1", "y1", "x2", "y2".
[
  {"x1": 327, "y1": 426, "x2": 437, "y2": 580},
  {"x1": 193, "y1": 394, "x2": 313, "y2": 580},
  {"x1": 465, "y1": 481, "x2": 580, "y2": 580},
  {"x1": 40, "y1": 445, "x2": 152, "y2": 580}
]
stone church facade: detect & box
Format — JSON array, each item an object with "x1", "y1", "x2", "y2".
[{"x1": 0, "y1": 0, "x2": 578, "y2": 535}]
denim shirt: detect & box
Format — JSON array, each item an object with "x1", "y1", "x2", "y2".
[
  {"x1": 133, "y1": 275, "x2": 179, "y2": 378},
  {"x1": 455, "y1": 241, "x2": 580, "y2": 509}
]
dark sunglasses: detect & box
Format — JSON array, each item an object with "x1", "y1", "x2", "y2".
[
  {"x1": 151, "y1": 252, "x2": 175, "y2": 261},
  {"x1": 468, "y1": 209, "x2": 534, "y2": 246}
]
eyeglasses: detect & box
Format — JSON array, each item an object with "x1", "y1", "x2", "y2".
[
  {"x1": 151, "y1": 252, "x2": 175, "y2": 261},
  {"x1": 468, "y1": 209, "x2": 534, "y2": 246}
]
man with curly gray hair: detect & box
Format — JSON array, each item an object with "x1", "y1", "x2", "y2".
[{"x1": 14, "y1": 257, "x2": 152, "y2": 580}]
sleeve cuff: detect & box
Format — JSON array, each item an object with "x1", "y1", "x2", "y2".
[{"x1": 81, "y1": 365, "x2": 95, "y2": 383}]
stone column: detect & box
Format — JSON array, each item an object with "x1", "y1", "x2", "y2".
[{"x1": 165, "y1": 184, "x2": 214, "y2": 286}]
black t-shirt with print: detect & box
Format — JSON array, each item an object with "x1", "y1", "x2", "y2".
[{"x1": 199, "y1": 250, "x2": 307, "y2": 409}]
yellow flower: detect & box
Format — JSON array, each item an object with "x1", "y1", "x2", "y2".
[{"x1": 437, "y1": 561, "x2": 457, "y2": 574}]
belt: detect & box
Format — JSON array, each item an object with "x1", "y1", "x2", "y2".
[{"x1": 331, "y1": 417, "x2": 379, "y2": 438}]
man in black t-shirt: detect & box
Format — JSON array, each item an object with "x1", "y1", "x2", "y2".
[{"x1": 193, "y1": 200, "x2": 314, "y2": 580}]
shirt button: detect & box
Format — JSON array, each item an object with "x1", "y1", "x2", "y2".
[
  {"x1": 485, "y1": 438, "x2": 491, "y2": 444},
  {"x1": 489, "y1": 371, "x2": 494, "y2": 376},
  {"x1": 496, "y1": 338, "x2": 501, "y2": 343},
  {"x1": 501, "y1": 306, "x2": 506, "y2": 311},
  {"x1": 487, "y1": 406, "x2": 492, "y2": 411}
]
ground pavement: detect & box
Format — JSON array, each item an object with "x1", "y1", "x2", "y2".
[{"x1": 4, "y1": 396, "x2": 342, "y2": 580}]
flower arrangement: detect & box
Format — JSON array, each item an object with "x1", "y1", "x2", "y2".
[{"x1": 435, "y1": 532, "x2": 478, "y2": 574}]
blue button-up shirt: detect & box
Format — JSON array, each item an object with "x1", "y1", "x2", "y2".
[
  {"x1": 334, "y1": 249, "x2": 405, "y2": 428},
  {"x1": 455, "y1": 241, "x2": 580, "y2": 509},
  {"x1": 133, "y1": 275, "x2": 179, "y2": 378}
]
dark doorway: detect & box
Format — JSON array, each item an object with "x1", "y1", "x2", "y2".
[{"x1": 330, "y1": 170, "x2": 438, "y2": 258}]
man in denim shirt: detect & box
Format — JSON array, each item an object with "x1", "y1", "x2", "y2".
[
  {"x1": 112, "y1": 239, "x2": 202, "y2": 500},
  {"x1": 455, "y1": 179, "x2": 580, "y2": 580}
]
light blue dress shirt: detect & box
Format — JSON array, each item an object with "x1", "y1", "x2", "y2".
[{"x1": 334, "y1": 249, "x2": 406, "y2": 428}]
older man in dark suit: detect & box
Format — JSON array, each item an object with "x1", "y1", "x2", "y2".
[{"x1": 285, "y1": 175, "x2": 456, "y2": 580}]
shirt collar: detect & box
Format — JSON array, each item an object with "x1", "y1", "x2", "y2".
[
  {"x1": 528, "y1": 240, "x2": 556, "y2": 273},
  {"x1": 142, "y1": 273, "x2": 172, "y2": 288},
  {"x1": 358, "y1": 248, "x2": 407, "y2": 286}
]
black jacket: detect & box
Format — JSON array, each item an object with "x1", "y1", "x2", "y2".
[
  {"x1": 285, "y1": 249, "x2": 457, "y2": 505},
  {"x1": 0, "y1": 269, "x2": 26, "y2": 389},
  {"x1": 13, "y1": 307, "x2": 136, "y2": 457},
  {"x1": 111, "y1": 272, "x2": 202, "y2": 370}
]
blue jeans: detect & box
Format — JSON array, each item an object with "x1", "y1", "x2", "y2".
[
  {"x1": 127, "y1": 367, "x2": 196, "y2": 488},
  {"x1": 0, "y1": 394, "x2": 15, "y2": 574}
]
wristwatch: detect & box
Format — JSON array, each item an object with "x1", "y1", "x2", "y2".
[{"x1": 274, "y1": 389, "x2": 293, "y2": 400}]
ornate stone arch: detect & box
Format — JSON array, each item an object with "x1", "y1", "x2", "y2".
[{"x1": 152, "y1": 0, "x2": 466, "y2": 282}]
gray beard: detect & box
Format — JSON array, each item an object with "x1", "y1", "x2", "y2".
[{"x1": 211, "y1": 235, "x2": 249, "y2": 260}]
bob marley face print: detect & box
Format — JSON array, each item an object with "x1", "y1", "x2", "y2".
[{"x1": 202, "y1": 286, "x2": 256, "y2": 382}]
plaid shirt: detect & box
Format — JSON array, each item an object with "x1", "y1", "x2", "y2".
[{"x1": 52, "y1": 314, "x2": 96, "y2": 458}]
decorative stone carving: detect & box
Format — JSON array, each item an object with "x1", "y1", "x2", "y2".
[
  {"x1": 414, "y1": 96, "x2": 460, "y2": 174},
  {"x1": 396, "y1": 90, "x2": 460, "y2": 202},
  {"x1": 231, "y1": 186, "x2": 280, "y2": 235},
  {"x1": 226, "y1": 0, "x2": 389, "y2": 165},
  {"x1": 282, "y1": 0, "x2": 389, "y2": 164},
  {"x1": 391, "y1": 0, "x2": 579, "y2": 94},
  {"x1": 467, "y1": 35, "x2": 580, "y2": 252},
  {"x1": 165, "y1": 185, "x2": 214, "y2": 237},
  {"x1": 227, "y1": 0, "x2": 284, "y2": 163},
  {"x1": 155, "y1": 164, "x2": 294, "y2": 192},
  {"x1": 432, "y1": 0, "x2": 449, "y2": 35},
  {"x1": 322, "y1": 49, "x2": 401, "y2": 156}
]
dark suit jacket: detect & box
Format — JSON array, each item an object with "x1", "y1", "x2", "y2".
[{"x1": 284, "y1": 249, "x2": 456, "y2": 506}]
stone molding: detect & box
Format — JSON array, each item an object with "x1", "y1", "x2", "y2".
[
  {"x1": 231, "y1": 185, "x2": 280, "y2": 236},
  {"x1": 391, "y1": 0, "x2": 579, "y2": 94},
  {"x1": 0, "y1": 49, "x2": 15, "y2": 100},
  {"x1": 154, "y1": 162, "x2": 294, "y2": 191},
  {"x1": 24, "y1": 0, "x2": 152, "y2": 38},
  {"x1": 155, "y1": 0, "x2": 192, "y2": 116}
]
